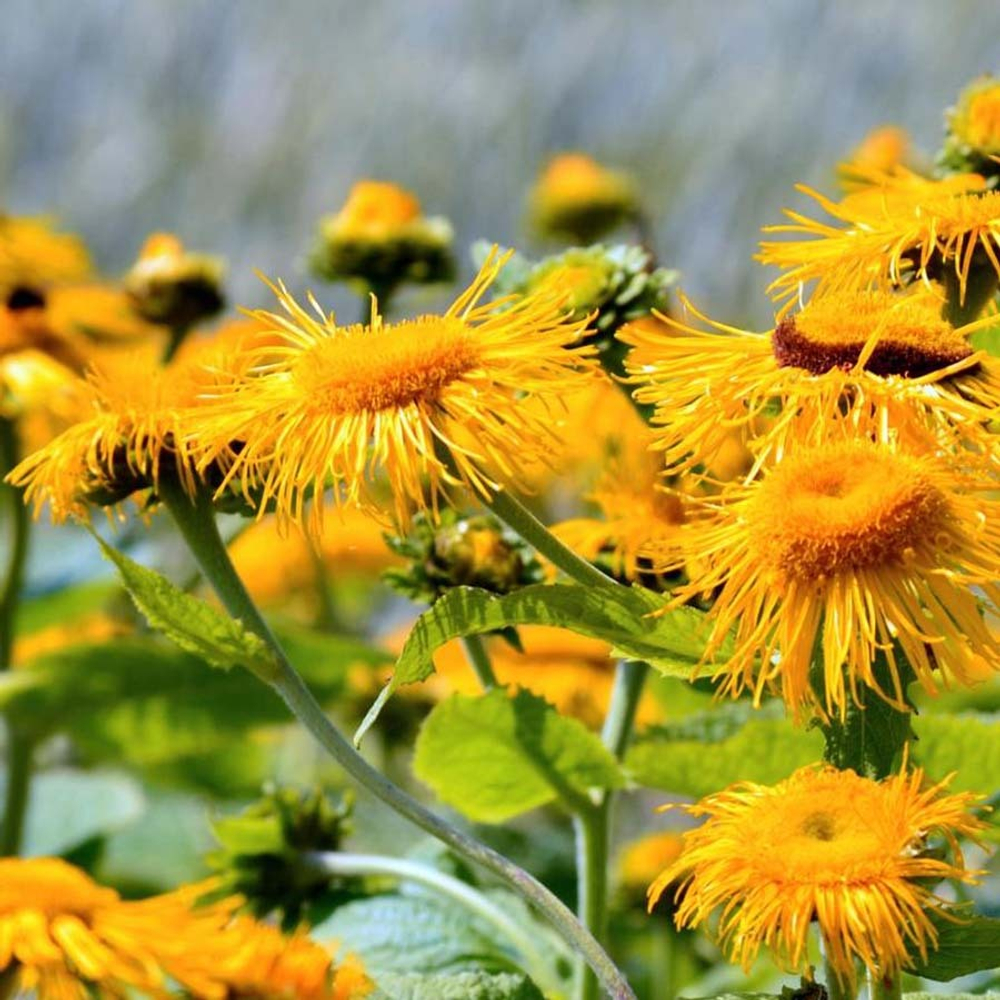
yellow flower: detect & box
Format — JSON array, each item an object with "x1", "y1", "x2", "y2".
[
  {"x1": 648, "y1": 765, "x2": 984, "y2": 986},
  {"x1": 124, "y1": 232, "x2": 225, "y2": 328},
  {"x1": 619, "y1": 830, "x2": 685, "y2": 895},
  {"x1": 193, "y1": 249, "x2": 597, "y2": 534},
  {"x1": 8, "y1": 346, "x2": 250, "y2": 522},
  {"x1": 948, "y1": 75, "x2": 1000, "y2": 156},
  {"x1": 758, "y1": 169, "x2": 1000, "y2": 309},
  {"x1": 554, "y1": 428, "x2": 685, "y2": 581},
  {"x1": 46, "y1": 283, "x2": 166, "y2": 346},
  {"x1": 622, "y1": 287, "x2": 1000, "y2": 477},
  {"x1": 529, "y1": 153, "x2": 639, "y2": 243},
  {"x1": 208, "y1": 917, "x2": 371, "y2": 1000},
  {"x1": 12, "y1": 612, "x2": 128, "y2": 666},
  {"x1": 396, "y1": 624, "x2": 661, "y2": 730},
  {"x1": 229, "y1": 504, "x2": 399, "y2": 609},
  {"x1": 838, "y1": 125, "x2": 912, "y2": 183},
  {"x1": 662, "y1": 438, "x2": 1000, "y2": 718},
  {"x1": 0, "y1": 858, "x2": 234, "y2": 999},
  {"x1": 0, "y1": 214, "x2": 91, "y2": 295},
  {"x1": 311, "y1": 180, "x2": 454, "y2": 291}
]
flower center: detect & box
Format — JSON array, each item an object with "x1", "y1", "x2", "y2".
[
  {"x1": 965, "y1": 85, "x2": 1000, "y2": 150},
  {"x1": 0, "y1": 858, "x2": 117, "y2": 918},
  {"x1": 770, "y1": 293, "x2": 973, "y2": 377},
  {"x1": 295, "y1": 315, "x2": 481, "y2": 414},
  {"x1": 747, "y1": 443, "x2": 950, "y2": 581},
  {"x1": 800, "y1": 810, "x2": 837, "y2": 841}
]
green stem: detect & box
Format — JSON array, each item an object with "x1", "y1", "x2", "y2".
[
  {"x1": 0, "y1": 734, "x2": 33, "y2": 855},
  {"x1": 574, "y1": 807, "x2": 609, "y2": 1000},
  {"x1": 480, "y1": 487, "x2": 618, "y2": 591},
  {"x1": 575, "y1": 660, "x2": 650, "y2": 1000},
  {"x1": 867, "y1": 970, "x2": 902, "y2": 1000},
  {"x1": 941, "y1": 263, "x2": 999, "y2": 327},
  {"x1": 460, "y1": 633, "x2": 498, "y2": 690},
  {"x1": 305, "y1": 850, "x2": 553, "y2": 989},
  {"x1": 161, "y1": 482, "x2": 635, "y2": 1000},
  {"x1": 0, "y1": 418, "x2": 29, "y2": 671}
]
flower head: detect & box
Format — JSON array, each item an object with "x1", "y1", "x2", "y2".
[
  {"x1": 661, "y1": 437, "x2": 1000, "y2": 717},
  {"x1": 310, "y1": 180, "x2": 454, "y2": 293},
  {"x1": 648, "y1": 765, "x2": 984, "y2": 986},
  {"x1": 758, "y1": 170, "x2": 1000, "y2": 310},
  {"x1": 839, "y1": 125, "x2": 913, "y2": 182},
  {"x1": 0, "y1": 214, "x2": 91, "y2": 296},
  {"x1": 943, "y1": 75, "x2": 1000, "y2": 173},
  {"x1": 194, "y1": 249, "x2": 597, "y2": 534},
  {"x1": 529, "y1": 153, "x2": 639, "y2": 243},
  {"x1": 623, "y1": 287, "x2": 1000, "y2": 477}
]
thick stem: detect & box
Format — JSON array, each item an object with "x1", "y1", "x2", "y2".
[
  {"x1": 480, "y1": 487, "x2": 618, "y2": 591},
  {"x1": 305, "y1": 851, "x2": 552, "y2": 988},
  {"x1": 942, "y1": 263, "x2": 999, "y2": 327},
  {"x1": 161, "y1": 482, "x2": 635, "y2": 1000},
  {"x1": 867, "y1": 970, "x2": 902, "y2": 1000},
  {"x1": 576, "y1": 660, "x2": 650, "y2": 1000},
  {"x1": 460, "y1": 633, "x2": 498, "y2": 690},
  {"x1": 574, "y1": 807, "x2": 609, "y2": 1000},
  {"x1": 0, "y1": 418, "x2": 30, "y2": 671},
  {"x1": 0, "y1": 734, "x2": 33, "y2": 855}
]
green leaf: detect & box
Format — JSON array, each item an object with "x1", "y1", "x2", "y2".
[
  {"x1": 908, "y1": 913, "x2": 1000, "y2": 982},
  {"x1": 626, "y1": 703, "x2": 823, "y2": 798},
  {"x1": 910, "y1": 712, "x2": 1000, "y2": 793},
  {"x1": 370, "y1": 971, "x2": 544, "y2": 1000},
  {"x1": 970, "y1": 320, "x2": 1000, "y2": 357},
  {"x1": 16, "y1": 580, "x2": 119, "y2": 636},
  {"x1": 94, "y1": 535, "x2": 278, "y2": 680},
  {"x1": 358, "y1": 583, "x2": 719, "y2": 742},
  {"x1": 313, "y1": 894, "x2": 522, "y2": 974},
  {"x1": 5, "y1": 768, "x2": 145, "y2": 857},
  {"x1": 903, "y1": 995, "x2": 1000, "y2": 999},
  {"x1": 413, "y1": 689, "x2": 623, "y2": 821}
]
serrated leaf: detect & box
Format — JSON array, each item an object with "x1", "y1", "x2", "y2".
[
  {"x1": 358, "y1": 583, "x2": 718, "y2": 742},
  {"x1": 370, "y1": 971, "x2": 544, "y2": 1000},
  {"x1": 911, "y1": 712, "x2": 1000, "y2": 793},
  {"x1": 313, "y1": 894, "x2": 521, "y2": 975},
  {"x1": 414, "y1": 689, "x2": 623, "y2": 821},
  {"x1": 626, "y1": 705, "x2": 823, "y2": 798},
  {"x1": 908, "y1": 913, "x2": 1000, "y2": 982},
  {"x1": 95, "y1": 535, "x2": 278, "y2": 680}
]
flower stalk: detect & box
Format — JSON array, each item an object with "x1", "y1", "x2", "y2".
[{"x1": 160, "y1": 479, "x2": 636, "y2": 1000}]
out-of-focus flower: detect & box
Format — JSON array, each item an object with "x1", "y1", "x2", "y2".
[
  {"x1": 648, "y1": 765, "x2": 984, "y2": 988},
  {"x1": 124, "y1": 232, "x2": 225, "y2": 331},
  {"x1": 662, "y1": 437, "x2": 1000, "y2": 718},
  {"x1": 838, "y1": 125, "x2": 914, "y2": 184},
  {"x1": 942, "y1": 74, "x2": 1000, "y2": 174},
  {"x1": 623, "y1": 286, "x2": 1000, "y2": 477},
  {"x1": 529, "y1": 153, "x2": 640, "y2": 244},
  {"x1": 619, "y1": 830, "x2": 685, "y2": 898},
  {"x1": 310, "y1": 180, "x2": 454, "y2": 297},
  {"x1": 190, "y1": 249, "x2": 597, "y2": 535},
  {"x1": 394, "y1": 624, "x2": 661, "y2": 730},
  {"x1": 11, "y1": 612, "x2": 129, "y2": 667},
  {"x1": 0, "y1": 214, "x2": 92, "y2": 297}
]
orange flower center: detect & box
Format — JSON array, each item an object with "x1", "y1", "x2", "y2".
[
  {"x1": 295, "y1": 315, "x2": 480, "y2": 414},
  {"x1": 748, "y1": 443, "x2": 950, "y2": 581}
]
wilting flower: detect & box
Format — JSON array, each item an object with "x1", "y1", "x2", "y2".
[
  {"x1": 193, "y1": 249, "x2": 597, "y2": 534},
  {"x1": 623, "y1": 287, "x2": 1000, "y2": 476},
  {"x1": 648, "y1": 765, "x2": 984, "y2": 987},
  {"x1": 0, "y1": 857, "x2": 370, "y2": 999},
  {"x1": 529, "y1": 152, "x2": 640, "y2": 244},
  {"x1": 659, "y1": 437, "x2": 1000, "y2": 717},
  {"x1": 124, "y1": 232, "x2": 225, "y2": 331},
  {"x1": 310, "y1": 179, "x2": 454, "y2": 295},
  {"x1": 0, "y1": 214, "x2": 92, "y2": 296},
  {"x1": 758, "y1": 169, "x2": 1000, "y2": 310}
]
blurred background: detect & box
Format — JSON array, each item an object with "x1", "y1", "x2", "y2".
[{"x1": 4, "y1": 0, "x2": 1000, "y2": 328}]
